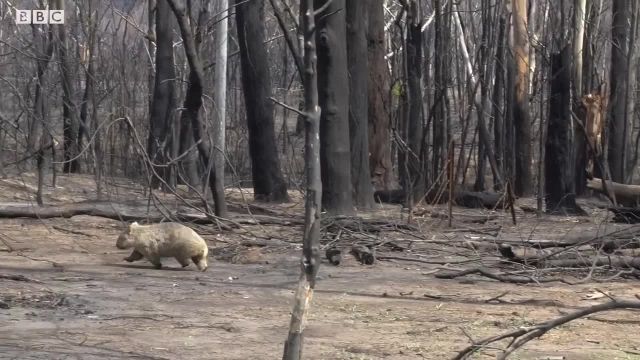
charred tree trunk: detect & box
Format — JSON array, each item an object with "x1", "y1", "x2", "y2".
[
  {"x1": 608, "y1": 0, "x2": 633, "y2": 183},
  {"x1": 492, "y1": 15, "x2": 507, "y2": 190},
  {"x1": 432, "y1": 0, "x2": 450, "y2": 185},
  {"x1": 315, "y1": 0, "x2": 353, "y2": 214},
  {"x1": 573, "y1": 0, "x2": 588, "y2": 194},
  {"x1": 511, "y1": 0, "x2": 532, "y2": 196},
  {"x1": 147, "y1": 0, "x2": 176, "y2": 189},
  {"x1": 282, "y1": 1, "x2": 322, "y2": 358},
  {"x1": 401, "y1": 1, "x2": 424, "y2": 203},
  {"x1": 367, "y1": 0, "x2": 393, "y2": 190},
  {"x1": 29, "y1": 22, "x2": 55, "y2": 206},
  {"x1": 167, "y1": 0, "x2": 227, "y2": 216},
  {"x1": 235, "y1": 0, "x2": 288, "y2": 202},
  {"x1": 54, "y1": 0, "x2": 80, "y2": 173},
  {"x1": 545, "y1": 47, "x2": 584, "y2": 215},
  {"x1": 346, "y1": 0, "x2": 374, "y2": 209}
]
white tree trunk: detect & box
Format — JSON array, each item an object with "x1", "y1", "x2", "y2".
[
  {"x1": 213, "y1": 0, "x2": 228, "y2": 189},
  {"x1": 573, "y1": 0, "x2": 587, "y2": 96}
]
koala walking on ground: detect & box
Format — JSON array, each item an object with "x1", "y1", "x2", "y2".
[{"x1": 116, "y1": 222, "x2": 209, "y2": 271}]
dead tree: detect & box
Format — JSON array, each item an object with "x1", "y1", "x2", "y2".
[
  {"x1": 367, "y1": 0, "x2": 393, "y2": 190},
  {"x1": 54, "y1": 0, "x2": 81, "y2": 173},
  {"x1": 545, "y1": 47, "x2": 584, "y2": 215},
  {"x1": 29, "y1": 19, "x2": 55, "y2": 206},
  {"x1": 315, "y1": 0, "x2": 353, "y2": 215},
  {"x1": 282, "y1": 0, "x2": 322, "y2": 358},
  {"x1": 510, "y1": 0, "x2": 532, "y2": 196},
  {"x1": 346, "y1": 0, "x2": 374, "y2": 208},
  {"x1": 235, "y1": 0, "x2": 289, "y2": 202},
  {"x1": 608, "y1": 0, "x2": 637, "y2": 183},
  {"x1": 166, "y1": 0, "x2": 227, "y2": 216},
  {"x1": 147, "y1": 0, "x2": 176, "y2": 188}
]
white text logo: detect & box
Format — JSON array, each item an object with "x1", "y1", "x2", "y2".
[{"x1": 15, "y1": 10, "x2": 65, "y2": 24}]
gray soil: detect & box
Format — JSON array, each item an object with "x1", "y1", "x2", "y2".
[{"x1": 1, "y1": 174, "x2": 639, "y2": 360}]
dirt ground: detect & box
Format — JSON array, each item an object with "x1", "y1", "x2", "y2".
[{"x1": 1, "y1": 174, "x2": 640, "y2": 360}]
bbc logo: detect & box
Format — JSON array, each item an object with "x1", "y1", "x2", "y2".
[{"x1": 15, "y1": 10, "x2": 65, "y2": 24}]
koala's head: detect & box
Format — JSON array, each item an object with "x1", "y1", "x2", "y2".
[{"x1": 115, "y1": 222, "x2": 139, "y2": 249}]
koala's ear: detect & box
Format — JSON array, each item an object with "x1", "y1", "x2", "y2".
[{"x1": 129, "y1": 222, "x2": 139, "y2": 230}]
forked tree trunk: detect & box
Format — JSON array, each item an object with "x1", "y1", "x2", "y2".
[
  {"x1": 346, "y1": 0, "x2": 374, "y2": 209},
  {"x1": 282, "y1": 1, "x2": 322, "y2": 358},
  {"x1": 367, "y1": 0, "x2": 393, "y2": 190},
  {"x1": 166, "y1": 0, "x2": 227, "y2": 216},
  {"x1": 315, "y1": 0, "x2": 353, "y2": 214},
  {"x1": 235, "y1": 0, "x2": 289, "y2": 202}
]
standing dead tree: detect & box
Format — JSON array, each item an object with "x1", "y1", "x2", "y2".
[
  {"x1": 54, "y1": 0, "x2": 81, "y2": 174},
  {"x1": 147, "y1": 0, "x2": 176, "y2": 189},
  {"x1": 281, "y1": 0, "x2": 322, "y2": 358},
  {"x1": 235, "y1": 0, "x2": 289, "y2": 202},
  {"x1": 315, "y1": 0, "x2": 353, "y2": 215},
  {"x1": 166, "y1": 0, "x2": 227, "y2": 217}
]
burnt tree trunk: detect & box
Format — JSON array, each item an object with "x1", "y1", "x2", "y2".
[
  {"x1": 402, "y1": 1, "x2": 424, "y2": 203},
  {"x1": 55, "y1": 0, "x2": 80, "y2": 173},
  {"x1": 492, "y1": 15, "x2": 506, "y2": 190},
  {"x1": 167, "y1": 0, "x2": 227, "y2": 216},
  {"x1": 147, "y1": 0, "x2": 176, "y2": 189},
  {"x1": 608, "y1": 0, "x2": 632, "y2": 183},
  {"x1": 315, "y1": 0, "x2": 353, "y2": 215},
  {"x1": 545, "y1": 48, "x2": 584, "y2": 215},
  {"x1": 432, "y1": 0, "x2": 450, "y2": 185},
  {"x1": 346, "y1": 0, "x2": 374, "y2": 209},
  {"x1": 511, "y1": 0, "x2": 532, "y2": 195},
  {"x1": 282, "y1": 1, "x2": 322, "y2": 357},
  {"x1": 367, "y1": 0, "x2": 393, "y2": 190},
  {"x1": 235, "y1": 0, "x2": 288, "y2": 202}
]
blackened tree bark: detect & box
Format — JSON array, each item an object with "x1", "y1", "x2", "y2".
[
  {"x1": 492, "y1": 15, "x2": 506, "y2": 190},
  {"x1": 545, "y1": 47, "x2": 584, "y2": 215},
  {"x1": 282, "y1": 0, "x2": 322, "y2": 357},
  {"x1": 166, "y1": 0, "x2": 227, "y2": 216},
  {"x1": 367, "y1": 0, "x2": 393, "y2": 190},
  {"x1": 55, "y1": 0, "x2": 80, "y2": 173},
  {"x1": 235, "y1": 0, "x2": 289, "y2": 202},
  {"x1": 346, "y1": 0, "x2": 374, "y2": 208},
  {"x1": 147, "y1": 0, "x2": 176, "y2": 188},
  {"x1": 432, "y1": 0, "x2": 451, "y2": 185},
  {"x1": 400, "y1": 0, "x2": 424, "y2": 203},
  {"x1": 315, "y1": 0, "x2": 353, "y2": 214},
  {"x1": 608, "y1": 0, "x2": 635, "y2": 183},
  {"x1": 511, "y1": 0, "x2": 532, "y2": 195}
]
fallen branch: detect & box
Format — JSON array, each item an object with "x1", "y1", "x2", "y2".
[
  {"x1": 452, "y1": 298, "x2": 640, "y2": 359},
  {"x1": 435, "y1": 267, "x2": 569, "y2": 284}
]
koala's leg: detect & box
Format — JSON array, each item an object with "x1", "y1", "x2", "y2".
[
  {"x1": 124, "y1": 250, "x2": 144, "y2": 262},
  {"x1": 148, "y1": 255, "x2": 162, "y2": 269},
  {"x1": 175, "y1": 257, "x2": 191, "y2": 268},
  {"x1": 192, "y1": 255, "x2": 208, "y2": 271}
]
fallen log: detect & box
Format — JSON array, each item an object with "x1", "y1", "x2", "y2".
[
  {"x1": 587, "y1": 178, "x2": 640, "y2": 207},
  {"x1": 373, "y1": 189, "x2": 506, "y2": 209}
]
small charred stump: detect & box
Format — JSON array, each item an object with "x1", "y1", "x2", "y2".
[{"x1": 325, "y1": 248, "x2": 342, "y2": 265}]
